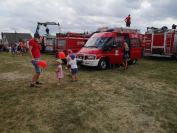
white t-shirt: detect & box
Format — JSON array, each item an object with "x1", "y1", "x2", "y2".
[{"x1": 69, "y1": 58, "x2": 78, "y2": 69}]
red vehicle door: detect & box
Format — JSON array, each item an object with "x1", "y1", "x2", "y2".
[
  {"x1": 153, "y1": 33, "x2": 164, "y2": 47},
  {"x1": 129, "y1": 38, "x2": 142, "y2": 60},
  {"x1": 144, "y1": 34, "x2": 152, "y2": 54},
  {"x1": 165, "y1": 32, "x2": 174, "y2": 55},
  {"x1": 102, "y1": 36, "x2": 123, "y2": 65}
]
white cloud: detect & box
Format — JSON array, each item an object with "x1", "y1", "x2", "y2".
[{"x1": 0, "y1": 0, "x2": 176, "y2": 36}]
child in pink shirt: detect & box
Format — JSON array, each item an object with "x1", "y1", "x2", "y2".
[{"x1": 56, "y1": 59, "x2": 64, "y2": 85}]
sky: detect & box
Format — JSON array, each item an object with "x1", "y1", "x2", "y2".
[{"x1": 0, "y1": 0, "x2": 177, "y2": 36}]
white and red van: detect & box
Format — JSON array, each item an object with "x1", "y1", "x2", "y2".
[{"x1": 77, "y1": 28, "x2": 143, "y2": 69}]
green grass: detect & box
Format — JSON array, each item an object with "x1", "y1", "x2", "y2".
[{"x1": 0, "y1": 52, "x2": 177, "y2": 133}]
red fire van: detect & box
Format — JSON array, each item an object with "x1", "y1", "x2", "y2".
[{"x1": 77, "y1": 28, "x2": 143, "y2": 69}]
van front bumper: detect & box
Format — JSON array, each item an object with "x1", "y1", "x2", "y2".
[
  {"x1": 82, "y1": 59, "x2": 99, "y2": 66},
  {"x1": 77, "y1": 58, "x2": 99, "y2": 67}
]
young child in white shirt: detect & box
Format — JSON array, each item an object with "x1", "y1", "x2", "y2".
[{"x1": 69, "y1": 54, "x2": 78, "y2": 81}]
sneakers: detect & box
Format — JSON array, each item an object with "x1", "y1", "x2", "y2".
[
  {"x1": 36, "y1": 81, "x2": 43, "y2": 85},
  {"x1": 30, "y1": 83, "x2": 39, "y2": 88},
  {"x1": 30, "y1": 81, "x2": 42, "y2": 87}
]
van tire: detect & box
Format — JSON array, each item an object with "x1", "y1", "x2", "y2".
[{"x1": 98, "y1": 59, "x2": 108, "y2": 70}]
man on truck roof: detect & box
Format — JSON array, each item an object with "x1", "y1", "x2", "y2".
[{"x1": 124, "y1": 14, "x2": 131, "y2": 27}]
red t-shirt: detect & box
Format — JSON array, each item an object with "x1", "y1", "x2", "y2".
[
  {"x1": 126, "y1": 16, "x2": 131, "y2": 23},
  {"x1": 29, "y1": 39, "x2": 41, "y2": 58}
]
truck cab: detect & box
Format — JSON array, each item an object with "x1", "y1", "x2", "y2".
[{"x1": 77, "y1": 28, "x2": 142, "y2": 69}]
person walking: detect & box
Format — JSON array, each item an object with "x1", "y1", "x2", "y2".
[
  {"x1": 29, "y1": 33, "x2": 42, "y2": 87},
  {"x1": 124, "y1": 14, "x2": 131, "y2": 27}
]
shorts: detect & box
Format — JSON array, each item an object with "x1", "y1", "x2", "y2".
[
  {"x1": 71, "y1": 68, "x2": 78, "y2": 75},
  {"x1": 31, "y1": 58, "x2": 41, "y2": 74},
  {"x1": 126, "y1": 22, "x2": 130, "y2": 27},
  {"x1": 123, "y1": 51, "x2": 129, "y2": 60}
]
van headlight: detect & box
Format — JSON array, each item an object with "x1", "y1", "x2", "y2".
[{"x1": 85, "y1": 55, "x2": 96, "y2": 60}]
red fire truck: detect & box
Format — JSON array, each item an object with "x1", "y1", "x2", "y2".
[
  {"x1": 144, "y1": 27, "x2": 177, "y2": 58},
  {"x1": 55, "y1": 32, "x2": 90, "y2": 54},
  {"x1": 77, "y1": 27, "x2": 143, "y2": 69}
]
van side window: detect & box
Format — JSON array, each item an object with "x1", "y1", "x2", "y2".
[
  {"x1": 130, "y1": 38, "x2": 141, "y2": 47},
  {"x1": 104, "y1": 37, "x2": 115, "y2": 47},
  {"x1": 115, "y1": 36, "x2": 124, "y2": 48}
]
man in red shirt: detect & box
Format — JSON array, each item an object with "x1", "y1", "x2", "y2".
[
  {"x1": 124, "y1": 14, "x2": 131, "y2": 27},
  {"x1": 29, "y1": 33, "x2": 42, "y2": 87}
]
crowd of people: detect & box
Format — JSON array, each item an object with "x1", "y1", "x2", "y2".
[{"x1": 8, "y1": 40, "x2": 28, "y2": 56}]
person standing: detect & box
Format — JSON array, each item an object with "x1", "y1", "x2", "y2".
[
  {"x1": 123, "y1": 41, "x2": 129, "y2": 70},
  {"x1": 68, "y1": 54, "x2": 78, "y2": 81},
  {"x1": 124, "y1": 14, "x2": 131, "y2": 27},
  {"x1": 56, "y1": 59, "x2": 64, "y2": 85},
  {"x1": 29, "y1": 33, "x2": 42, "y2": 87}
]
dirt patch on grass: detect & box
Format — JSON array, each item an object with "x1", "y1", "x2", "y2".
[{"x1": 0, "y1": 71, "x2": 31, "y2": 81}]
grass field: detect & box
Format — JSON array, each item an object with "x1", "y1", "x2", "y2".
[{"x1": 0, "y1": 52, "x2": 177, "y2": 133}]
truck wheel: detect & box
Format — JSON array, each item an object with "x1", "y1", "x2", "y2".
[{"x1": 98, "y1": 59, "x2": 108, "y2": 70}]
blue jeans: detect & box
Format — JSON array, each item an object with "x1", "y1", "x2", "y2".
[{"x1": 31, "y1": 58, "x2": 41, "y2": 74}]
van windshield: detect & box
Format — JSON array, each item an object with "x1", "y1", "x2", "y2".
[{"x1": 84, "y1": 37, "x2": 112, "y2": 48}]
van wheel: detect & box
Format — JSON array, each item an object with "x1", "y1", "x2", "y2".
[{"x1": 98, "y1": 59, "x2": 108, "y2": 70}]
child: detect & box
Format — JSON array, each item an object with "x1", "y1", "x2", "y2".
[
  {"x1": 69, "y1": 54, "x2": 78, "y2": 81},
  {"x1": 56, "y1": 59, "x2": 64, "y2": 85}
]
